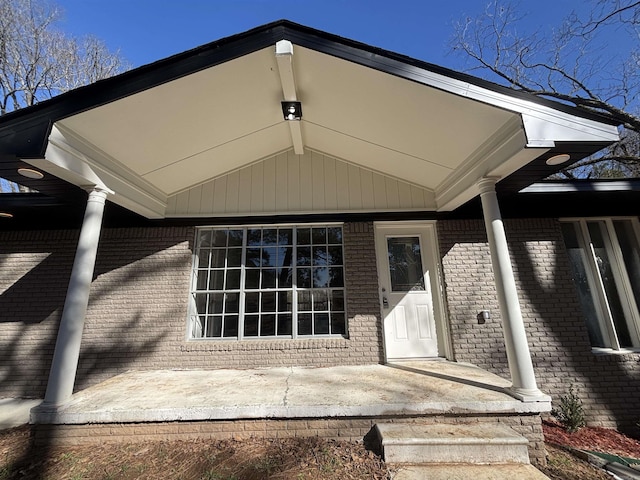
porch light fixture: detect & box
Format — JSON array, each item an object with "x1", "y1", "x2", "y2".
[
  {"x1": 17, "y1": 167, "x2": 44, "y2": 179},
  {"x1": 282, "y1": 101, "x2": 302, "y2": 121},
  {"x1": 545, "y1": 154, "x2": 571, "y2": 166},
  {"x1": 477, "y1": 310, "x2": 491, "y2": 325}
]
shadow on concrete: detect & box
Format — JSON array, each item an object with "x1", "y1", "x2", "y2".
[{"x1": 386, "y1": 362, "x2": 509, "y2": 395}]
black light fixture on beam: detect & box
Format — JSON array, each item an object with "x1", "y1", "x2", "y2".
[{"x1": 282, "y1": 101, "x2": 302, "y2": 121}]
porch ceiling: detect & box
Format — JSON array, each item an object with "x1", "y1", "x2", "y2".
[
  {"x1": 0, "y1": 21, "x2": 619, "y2": 224},
  {"x1": 52, "y1": 45, "x2": 518, "y2": 210}
]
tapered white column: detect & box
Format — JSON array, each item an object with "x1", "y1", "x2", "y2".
[
  {"x1": 477, "y1": 177, "x2": 547, "y2": 401},
  {"x1": 43, "y1": 187, "x2": 109, "y2": 406}
]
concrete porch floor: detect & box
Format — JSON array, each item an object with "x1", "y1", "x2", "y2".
[{"x1": 31, "y1": 361, "x2": 550, "y2": 425}]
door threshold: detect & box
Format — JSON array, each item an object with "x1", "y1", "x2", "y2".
[{"x1": 386, "y1": 357, "x2": 446, "y2": 363}]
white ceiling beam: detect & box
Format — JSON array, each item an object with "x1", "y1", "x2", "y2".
[{"x1": 276, "y1": 40, "x2": 304, "y2": 155}]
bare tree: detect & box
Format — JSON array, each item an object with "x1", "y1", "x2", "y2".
[
  {"x1": 452, "y1": 0, "x2": 640, "y2": 178},
  {"x1": 0, "y1": 0, "x2": 129, "y2": 115},
  {"x1": 0, "y1": 0, "x2": 128, "y2": 192}
]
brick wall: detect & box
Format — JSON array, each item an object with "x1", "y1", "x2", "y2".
[
  {"x1": 33, "y1": 413, "x2": 545, "y2": 466},
  {"x1": 438, "y1": 218, "x2": 640, "y2": 433},
  {"x1": 0, "y1": 222, "x2": 383, "y2": 398},
  {"x1": 5, "y1": 217, "x2": 638, "y2": 434},
  {"x1": 0, "y1": 230, "x2": 78, "y2": 398}
]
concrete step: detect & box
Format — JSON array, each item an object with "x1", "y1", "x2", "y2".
[
  {"x1": 392, "y1": 464, "x2": 550, "y2": 480},
  {"x1": 376, "y1": 423, "x2": 531, "y2": 465}
]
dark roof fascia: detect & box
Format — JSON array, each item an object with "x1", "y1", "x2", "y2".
[{"x1": 0, "y1": 20, "x2": 618, "y2": 160}]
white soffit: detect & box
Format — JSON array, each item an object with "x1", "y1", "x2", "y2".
[
  {"x1": 56, "y1": 47, "x2": 289, "y2": 195},
  {"x1": 44, "y1": 39, "x2": 619, "y2": 218},
  {"x1": 294, "y1": 46, "x2": 520, "y2": 189}
]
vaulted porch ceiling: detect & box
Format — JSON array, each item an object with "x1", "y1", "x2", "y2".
[{"x1": 1, "y1": 21, "x2": 619, "y2": 221}]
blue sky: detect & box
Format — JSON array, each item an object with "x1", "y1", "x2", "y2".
[{"x1": 55, "y1": 0, "x2": 585, "y2": 70}]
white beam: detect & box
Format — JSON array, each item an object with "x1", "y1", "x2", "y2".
[{"x1": 276, "y1": 40, "x2": 304, "y2": 155}]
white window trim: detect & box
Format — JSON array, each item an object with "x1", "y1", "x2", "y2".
[
  {"x1": 187, "y1": 223, "x2": 347, "y2": 341},
  {"x1": 560, "y1": 216, "x2": 640, "y2": 351}
]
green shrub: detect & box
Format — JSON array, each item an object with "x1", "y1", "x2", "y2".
[{"x1": 552, "y1": 385, "x2": 586, "y2": 433}]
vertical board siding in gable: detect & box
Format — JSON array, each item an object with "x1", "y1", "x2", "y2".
[
  {"x1": 251, "y1": 161, "x2": 264, "y2": 212},
  {"x1": 372, "y1": 174, "x2": 387, "y2": 209},
  {"x1": 274, "y1": 153, "x2": 287, "y2": 211},
  {"x1": 166, "y1": 151, "x2": 435, "y2": 216},
  {"x1": 385, "y1": 177, "x2": 400, "y2": 209},
  {"x1": 226, "y1": 170, "x2": 240, "y2": 214},
  {"x1": 299, "y1": 152, "x2": 313, "y2": 210},
  {"x1": 238, "y1": 168, "x2": 252, "y2": 212},
  {"x1": 311, "y1": 151, "x2": 325, "y2": 209},
  {"x1": 200, "y1": 181, "x2": 214, "y2": 215},
  {"x1": 324, "y1": 156, "x2": 338, "y2": 210},
  {"x1": 360, "y1": 169, "x2": 375, "y2": 209},
  {"x1": 287, "y1": 152, "x2": 300, "y2": 210},
  {"x1": 213, "y1": 176, "x2": 227, "y2": 212},
  {"x1": 262, "y1": 155, "x2": 277, "y2": 212},
  {"x1": 348, "y1": 164, "x2": 363, "y2": 209},
  {"x1": 335, "y1": 160, "x2": 350, "y2": 209},
  {"x1": 188, "y1": 185, "x2": 202, "y2": 214}
]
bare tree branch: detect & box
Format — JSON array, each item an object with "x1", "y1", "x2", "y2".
[{"x1": 451, "y1": 0, "x2": 640, "y2": 178}]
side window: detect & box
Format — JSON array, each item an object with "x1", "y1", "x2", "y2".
[{"x1": 561, "y1": 219, "x2": 640, "y2": 351}]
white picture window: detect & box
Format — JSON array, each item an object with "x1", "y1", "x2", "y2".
[
  {"x1": 561, "y1": 218, "x2": 640, "y2": 351},
  {"x1": 189, "y1": 225, "x2": 346, "y2": 339}
]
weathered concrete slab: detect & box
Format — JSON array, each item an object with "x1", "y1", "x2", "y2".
[{"x1": 30, "y1": 361, "x2": 551, "y2": 425}]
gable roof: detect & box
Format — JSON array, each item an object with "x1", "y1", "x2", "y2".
[{"x1": 0, "y1": 20, "x2": 620, "y2": 227}]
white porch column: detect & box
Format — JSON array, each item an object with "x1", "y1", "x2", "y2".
[
  {"x1": 43, "y1": 187, "x2": 109, "y2": 406},
  {"x1": 477, "y1": 177, "x2": 547, "y2": 401}
]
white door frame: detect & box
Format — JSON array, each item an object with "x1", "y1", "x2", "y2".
[{"x1": 374, "y1": 221, "x2": 452, "y2": 362}]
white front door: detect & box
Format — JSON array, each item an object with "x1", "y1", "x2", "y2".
[{"x1": 375, "y1": 223, "x2": 440, "y2": 360}]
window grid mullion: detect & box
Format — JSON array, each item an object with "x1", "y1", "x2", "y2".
[
  {"x1": 238, "y1": 228, "x2": 247, "y2": 340},
  {"x1": 292, "y1": 228, "x2": 298, "y2": 338}
]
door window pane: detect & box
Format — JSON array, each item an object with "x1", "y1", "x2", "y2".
[{"x1": 387, "y1": 237, "x2": 425, "y2": 292}]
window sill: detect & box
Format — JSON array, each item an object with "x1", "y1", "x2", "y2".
[
  {"x1": 591, "y1": 347, "x2": 640, "y2": 361},
  {"x1": 181, "y1": 337, "x2": 350, "y2": 352}
]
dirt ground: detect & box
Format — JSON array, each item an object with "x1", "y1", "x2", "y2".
[
  {"x1": 1, "y1": 421, "x2": 639, "y2": 479},
  {"x1": 1, "y1": 426, "x2": 389, "y2": 480}
]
